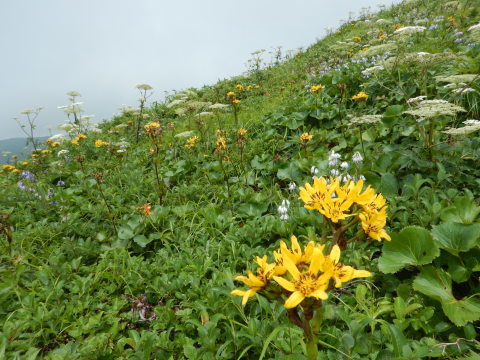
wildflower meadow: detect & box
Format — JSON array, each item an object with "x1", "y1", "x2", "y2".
[{"x1": 1, "y1": 0, "x2": 480, "y2": 359}]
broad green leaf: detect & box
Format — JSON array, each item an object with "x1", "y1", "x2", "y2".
[
  {"x1": 431, "y1": 222, "x2": 480, "y2": 255},
  {"x1": 379, "y1": 173, "x2": 398, "y2": 197},
  {"x1": 440, "y1": 196, "x2": 480, "y2": 224},
  {"x1": 277, "y1": 161, "x2": 301, "y2": 181},
  {"x1": 237, "y1": 202, "x2": 268, "y2": 217},
  {"x1": 413, "y1": 266, "x2": 480, "y2": 326},
  {"x1": 382, "y1": 105, "x2": 404, "y2": 126},
  {"x1": 378, "y1": 226, "x2": 440, "y2": 273},
  {"x1": 117, "y1": 226, "x2": 134, "y2": 240},
  {"x1": 133, "y1": 234, "x2": 150, "y2": 247}
]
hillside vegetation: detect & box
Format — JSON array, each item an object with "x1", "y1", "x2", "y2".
[{"x1": 1, "y1": 0, "x2": 480, "y2": 359}]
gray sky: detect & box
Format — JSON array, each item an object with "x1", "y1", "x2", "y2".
[{"x1": 0, "y1": 0, "x2": 400, "y2": 140}]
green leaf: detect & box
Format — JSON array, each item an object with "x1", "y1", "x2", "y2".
[
  {"x1": 237, "y1": 202, "x2": 268, "y2": 217},
  {"x1": 378, "y1": 226, "x2": 440, "y2": 273},
  {"x1": 277, "y1": 161, "x2": 301, "y2": 181},
  {"x1": 431, "y1": 222, "x2": 480, "y2": 255},
  {"x1": 117, "y1": 226, "x2": 134, "y2": 240},
  {"x1": 379, "y1": 173, "x2": 398, "y2": 197},
  {"x1": 382, "y1": 105, "x2": 404, "y2": 126},
  {"x1": 133, "y1": 234, "x2": 151, "y2": 247},
  {"x1": 440, "y1": 197, "x2": 480, "y2": 224},
  {"x1": 413, "y1": 266, "x2": 480, "y2": 326}
]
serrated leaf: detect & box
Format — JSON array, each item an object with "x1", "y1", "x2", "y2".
[
  {"x1": 378, "y1": 226, "x2": 440, "y2": 273},
  {"x1": 277, "y1": 161, "x2": 301, "y2": 181},
  {"x1": 431, "y1": 222, "x2": 480, "y2": 255}
]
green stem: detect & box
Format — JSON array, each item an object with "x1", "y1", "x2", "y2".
[{"x1": 358, "y1": 125, "x2": 366, "y2": 161}]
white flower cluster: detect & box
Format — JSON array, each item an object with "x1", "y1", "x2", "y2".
[{"x1": 278, "y1": 200, "x2": 290, "y2": 221}]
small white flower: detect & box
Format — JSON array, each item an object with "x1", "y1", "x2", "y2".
[
  {"x1": 416, "y1": 117, "x2": 426, "y2": 123},
  {"x1": 331, "y1": 169, "x2": 340, "y2": 177},
  {"x1": 359, "y1": 175, "x2": 366, "y2": 181},
  {"x1": 281, "y1": 199, "x2": 290, "y2": 208},
  {"x1": 310, "y1": 166, "x2": 319, "y2": 175},
  {"x1": 278, "y1": 205, "x2": 288, "y2": 215},
  {"x1": 407, "y1": 95, "x2": 427, "y2": 104},
  {"x1": 452, "y1": 87, "x2": 476, "y2": 94},
  {"x1": 288, "y1": 182, "x2": 296, "y2": 191},
  {"x1": 329, "y1": 150, "x2": 341, "y2": 161},
  {"x1": 340, "y1": 161, "x2": 349, "y2": 170},
  {"x1": 57, "y1": 149, "x2": 70, "y2": 157},
  {"x1": 463, "y1": 119, "x2": 480, "y2": 125},
  {"x1": 352, "y1": 152, "x2": 363, "y2": 163},
  {"x1": 280, "y1": 214, "x2": 289, "y2": 221}
]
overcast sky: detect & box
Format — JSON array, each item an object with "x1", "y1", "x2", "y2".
[{"x1": 0, "y1": 0, "x2": 400, "y2": 140}]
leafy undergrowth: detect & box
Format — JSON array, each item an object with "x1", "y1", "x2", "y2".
[{"x1": 1, "y1": 0, "x2": 480, "y2": 359}]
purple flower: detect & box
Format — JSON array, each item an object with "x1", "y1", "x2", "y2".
[
  {"x1": 454, "y1": 38, "x2": 463, "y2": 43},
  {"x1": 428, "y1": 24, "x2": 439, "y2": 30},
  {"x1": 17, "y1": 181, "x2": 27, "y2": 191},
  {"x1": 56, "y1": 180, "x2": 65, "y2": 186},
  {"x1": 454, "y1": 31, "x2": 463, "y2": 37},
  {"x1": 20, "y1": 171, "x2": 36, "y2": 181},
  {"x1": 47, "y1": 189, "x2": 54, "y2": 198}
]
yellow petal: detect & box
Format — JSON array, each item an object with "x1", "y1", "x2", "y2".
[
  {"x1": 309, "y1": 247, "x2": 325, "y2": 274},
  {"x1": 352, "y1": 269, "x2": 372, "y2": 279},
  {"x1": 284, "y1": 291, "x2": 305, "y2": 309},
  {"x1": 310, "y1": 289, "x2": 328, "y2": 300},
  {"x1": 330, "y1": 245, "x2": 341, "y2": 264},
  {"x1": 273, "y1": 276, "x2": 296, "y2": 292},
  {"x1": 291, "y1": 236, "x2": 301, "y2": 257},
  {"x1": 243, "y1": 289, "x2": 256, "y2": 305},
  {"x1": 283, "y1": 254, "x2": 301, "y2": 281},
  {"x1": 231, "y1": 289, "x2": 245, "y2": 297}
]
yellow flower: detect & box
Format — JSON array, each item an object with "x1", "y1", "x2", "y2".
[
  {"x1": 41, "y1": 149, "x2": 51, "y2": 154},
  {"x1": 95, "y1": 140, "x2": 110, "y2": 147},
  {"x1": 300, "y1": 132, "x2": 313, "y2": 142},
  {"x1": 323, "y1": 245, "x2": 372, "y2": 288},
  {"x1": 2, "y1": 164, "x2": 15, "y2": 172},
  {"x1": 235, "y1": 84, "x2": 244, "y2": 91},
  {"x1": 71, "y1": 140, "x2": 79, "y2": 146},
  {"x1": 51, "y1": 142, "x2": 60, "y2": 147},
  {"x1": 231, "y1": 255, "x2": 276, "y2": 305},
  {"x1": 273, "y1": 247, "x2": 331, "y2": 308},
  {"x1": 359, "y1": 208, "x2": 391, "y2": 241},
  {"x1": 279, "y1": 235, "x2": 324, "y2": 266},
  {"x1": 310, "y1": 85, "x2": 325, "y2": 93},
  {"x1": 237, "y1": 128, "x2": 247, "y2": 137},
  {"x1": 351, "y1": 91, "x2": 369, "y2": 101},
  {"x1": 227, "y1": 91, "x2": 235, "y2": 98},
  {"x1": 215, "y1": 137, "x2": 227, "y2": 150},
  {"x1": 21, "y1": 161, "x2": 28, "y2": 166},
  {"x1": 378, "y1": 34, "x2": 387, "y2": 40},
  {"x1": 395, "y1": 24, "x2": 402, "y2": 30},
  {"x1": 247, "y1": 85, "x2": 254, "y2": 90},
  {"x1": 77, "y1": 133, "x2": 87, "y2": 140},
  {"x1": 299, "y1": 177, "x2": 339, "y2": 211},
  {"x1": 46, "y1": 138, "x2": 53, "y2": 145},
  {"x1": 185, "y1": 136, "x2": 199, "y2": 149},
  {"x1": 232, "y1": 99, "x2": 241, "y2": 104},
  {"x1": 352, "y1": 36, "x2": 361, "y2": 42},
  {"x1": 318, "y1": 195, "x2": 354, "y2": 223}
]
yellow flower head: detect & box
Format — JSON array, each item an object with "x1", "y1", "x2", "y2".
[
  {"x1": 235, "y1": 84, "x2": 244, "y2": 91},
  {"x1": 51, "y1": 142, "x2": 60, "y2": 148},
  {"x1": 185, "y1": 136, "x2": 200, "y2": 149},
  {"x1": 46, "y1": 139, "x2": 53, "y2": 145},
  {"x1": 2, "y1": 164, "x2": 15, "y2": 172},
  {"x1": 232, "y1": 99, "x2": 241, "y2": 104},
  {"x1": 323, "y1": 245, "x2": 372, "y2": 288},
  {"x1": 41, "y1": 149, "x2": 51, "y2": 154},
  {"x1": 231, "y1": 255, "x2": 276, "y2": 305},
  {"x1": 351, "y1": 36, "x2": 361, "y2": 42},
  {"x1": 300, "y1": 132, "x2": 313, "y2": 142},
  {"x1": 95, "y1": 139, "x2": 110, "y2": 148},
  {"x1": 21, "y1": 161, "x2": 28, "y2": 166},
  {"x1": 351, "y1": 91, "x2": 369, "y2": 101},
  {"x1": 310, "y1": 85, "x2": 325, "y2": 93},
  {"x1": 237, "y1": 128, "x2": 247, "y2": 137},
  {"x1": 77, "y1": 133, "x2": 87, "y2": 140},
  {"x1": 227, "y1": 91, "x2": 235, "y2": 98},
  {"x1": 359, "y1": 208, "x2": 391, "y2": 241},
  {"x1": 215, "y1": 137, "x2": 228, "y2": 151}
]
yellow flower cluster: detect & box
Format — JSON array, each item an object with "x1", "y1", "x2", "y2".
[
  {"x1": 41, "y1": 149, "x2": 51, "y2": 155},
  {"x1": 95, "y1": 140, "x2": 110, "y2": 148},
  {"x1": 2, "y1": 164, "x2": 16, "y2": 172},
  {"x1": 71, "y1": 133, "x2": 87, "y2": 146},
  {"x1": 185, "y1": 136, "x2": 199, "y2": 149},
  {"x1": 215, "y1": 137, "x2": 227, "y2": 151},
  {"x1": 300, "y1": 132, "x2": 313, "y2": 142},
  {"x1": 232, "y1": 236, "x2": 371, "y2": 308},
  {"x1": 310, "y1": 85, "x2": 325, "y2": 93},
  {"x1": 351, "y1": 91, "x2": 369, "y2": 101},
  {"x1": 352, "y1": 36, "x2": 362, "y2": 42},
  {"x1": 235, "y1": 84, "x2": 244, "y2": 91},
  {"x1": 237, "y1": 128, "x2": 247, "y2": 137},
  {"x1": 226, "y1": 91, "x2": 235, "y2": 98},
  {"x1": 299, "y1": 177, "x2": 390, "y2": 241}
]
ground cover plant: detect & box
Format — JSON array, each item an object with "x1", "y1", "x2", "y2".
[{"x1": 1, "y1": 0, "x2": 480, "y2": 358}]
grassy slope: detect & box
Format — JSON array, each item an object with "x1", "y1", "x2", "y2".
[{"x1": 1, "y1": 0, "x2": 480, "y2": 359}]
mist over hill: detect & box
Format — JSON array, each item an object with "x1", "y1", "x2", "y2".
[{"x1": 0, "y1": 137, "x2": 49, "y2": 164}]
